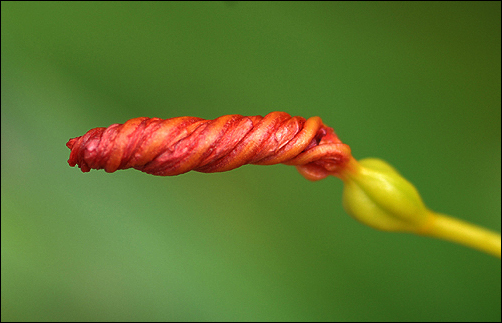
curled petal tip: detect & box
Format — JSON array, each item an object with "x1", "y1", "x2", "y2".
[{"x1": 66, "y1": 138, "x2": 77, "y2": 149}]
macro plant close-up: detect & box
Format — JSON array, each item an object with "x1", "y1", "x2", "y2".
[
  {"x1": 2, "y1": 2, "x2": 501, "y2": 322},
  {"x1": 65, "y1": 112, "x2": 500, "y2": 259}
]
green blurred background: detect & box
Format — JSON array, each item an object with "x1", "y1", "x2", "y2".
[{"x1": 1, "y1": 2, "x2": 500, "y2": 321}]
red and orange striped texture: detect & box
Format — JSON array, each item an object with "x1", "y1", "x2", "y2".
[{"x1": 66, "y1": 112, "x2": 352, "y2": 181}]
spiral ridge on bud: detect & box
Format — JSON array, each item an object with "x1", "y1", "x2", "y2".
[{"x1": 66, "y1": 112, "x2": 351, "y2": 180}]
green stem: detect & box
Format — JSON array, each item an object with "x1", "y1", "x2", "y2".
[
  {"x1": 422, "y1": 211, "x2": 501, "y2": 258},
  {"x1": 338, "y1": 158, "x2": 501, "y2": 258}
]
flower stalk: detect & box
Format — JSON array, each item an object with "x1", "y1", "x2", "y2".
[{"x1": 423, "y1": 212, "x2": 501, "y2": 258}]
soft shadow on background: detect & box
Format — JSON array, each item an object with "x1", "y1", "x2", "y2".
[{"x1": 1, "y1": 2, "x2": 500, "y2": 321}]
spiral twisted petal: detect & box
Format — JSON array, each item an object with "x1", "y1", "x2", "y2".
[{"x1": 66, "y1": 112, "x2": 352, "y2": 180}]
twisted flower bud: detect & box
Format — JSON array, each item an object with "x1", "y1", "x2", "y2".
[
  {"x1": 66, "y1": 111, "x2": 501, "y2": 257},
  {"x1": 66, "y1": 112, "x2": 352, "y2": 180}
]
